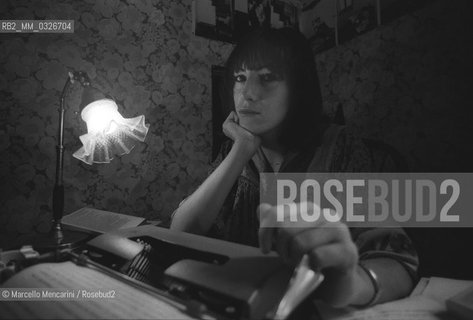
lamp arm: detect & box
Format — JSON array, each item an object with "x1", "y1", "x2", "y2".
[
  {"x1": 52, "y1": 71, "x2": 91, "y2": 232},
  {"x1": 52, "y1": 74, "x2": 71, "y2": 225}
]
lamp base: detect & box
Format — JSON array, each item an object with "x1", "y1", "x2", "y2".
[
  {"x1": 19, "y1": 227, "x2": 92, "y2": 254},
  {"x1": 33, "y1": 228, "x2": 92, "y2": 252}
]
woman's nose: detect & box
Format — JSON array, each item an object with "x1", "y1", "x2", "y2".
[{"x1": 242, "y1": 76, "x2": 261, "y2": 102}]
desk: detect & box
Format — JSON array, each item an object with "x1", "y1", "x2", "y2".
[{"x1": 2, "y1": 224, "x2": 472, "y2": 320}]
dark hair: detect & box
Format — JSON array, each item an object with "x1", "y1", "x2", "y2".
[{"x1": 222, "y1": 27, "x2": 325, "y2": 150}]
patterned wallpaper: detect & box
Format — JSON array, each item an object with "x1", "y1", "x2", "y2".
[{"x1": 1, "y1": 0, "x2": 471, "y2": 247}]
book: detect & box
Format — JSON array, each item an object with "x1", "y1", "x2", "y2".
[{"x1": 62, "y1": 207, "x2": 145, "y2": 234}]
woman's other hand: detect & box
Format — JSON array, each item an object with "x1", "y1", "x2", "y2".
[
  {"x1": 223, "y1": 111, "x2": 261, "y2": 158},
  {"x1": 258, "y1": 202, "x2": 360, "y2": 307}
]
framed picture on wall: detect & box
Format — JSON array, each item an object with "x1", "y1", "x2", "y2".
[
  {"x1": 234, "y1": 0, "x2": 251, "y2": 40},
  {"x1": 193, "y1": 0, "x2": 234, "y2": 42},
  {"x1": 299, "y1": 0, "x2": 337, "y2": 54},
  {"x1": 248, "y1": 0, "x2": 271, "y2": 28},
  {"x1": 337, "y1": 0, "x2": 379, "y2": 45},
  {"x1": 193, "y1": 0, "x2": 299, "y2": 43},
  {"x1": 379, "y1": 0, "x2": 435, "y2": 25},
  {"x1": 271, "y1": 0, "x2": 299, "y2": 29}
]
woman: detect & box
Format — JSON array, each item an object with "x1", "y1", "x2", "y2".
[{"x1": 171, "y1": 28, "x2": 418, "y2": 308}]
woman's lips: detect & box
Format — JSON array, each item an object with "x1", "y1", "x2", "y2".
[{"x1": 238, "y1": 109, "x2": 260, "y2": 115}]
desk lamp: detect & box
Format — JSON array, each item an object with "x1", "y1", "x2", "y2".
[{"x1": 42, "y1": 70, "x2": 149, "y2": 250}]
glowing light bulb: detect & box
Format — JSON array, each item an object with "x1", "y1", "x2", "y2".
[{"x1": 81, "y1": 99, "x2": 121, "y2": 134}]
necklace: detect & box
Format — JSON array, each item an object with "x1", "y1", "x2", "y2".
[{"x1": 271, "y1": 161, "x2": 282, "y2": 172}]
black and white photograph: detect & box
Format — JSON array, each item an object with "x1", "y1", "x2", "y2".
[
  {"x1": 271, "y1": 0, "x2": 299, "y2": 29},
  {"x1": 336, "y1": 0, "x2": 379, "y2": 44},
  {"x1": 299, "y1": 0, "x2": 337, "y2": 53},
  {"x1": 1, "y1": 0, "x2": 473, "y2": 319},
  {"x1": 194, "y1": 0, "x2": 234, "y2": 42},
  {"x1": 248, "y1": 0, "x2": 271, "y2": 28},
  {"x1": 379, "y1": 0, "x2": 436, "y2": 25}
]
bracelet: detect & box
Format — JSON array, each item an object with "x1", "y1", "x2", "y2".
[{"x1": 351, "y1": 263, "x2": 381, "y2": 308}]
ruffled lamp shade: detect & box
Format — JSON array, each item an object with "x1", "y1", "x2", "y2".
[{"x1": 73, "y1": 98, "x2": 149, "y2": 165}]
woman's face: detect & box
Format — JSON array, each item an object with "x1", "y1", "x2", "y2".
[{"x1": 233, "y1": 67, "x2": 289, "y2": 137}]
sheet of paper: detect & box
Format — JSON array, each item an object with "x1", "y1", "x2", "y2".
[
  {"x1": 316, "y1": 295, "x2": 446, "y2": 320},
  {"x1": 62, "y1": 207, "x2": 145, "y2": 234},
  {"x1": 316, "y1": 276, "x2": 473, "y2": 320},
  {"x1": 421, "y1": 277, "x2": 473, "y2": 301},
  {"x1": 0, "y1": 262, "x2": 195, "y2": 319}
]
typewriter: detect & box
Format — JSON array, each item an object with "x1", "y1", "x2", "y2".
[
  {"x1": 81, "y1": 225, "x2": 295, "y2": 319},
  {"x1": 1, "y1": 225, "x2": 320, "y2": 319}
]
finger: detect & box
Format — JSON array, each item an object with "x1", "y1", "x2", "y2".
[
  {"x1": 286, "y1": 223, "x2": 352, "y2": 264},
  {"x1": 259, "y1": 203, "x2": 300, "y2": 255},
  {"x1": 308, "y1": 242, "x2": 358, "y2": 272},
  {"x1": 259, "y1": 202, "x2": 338, "y2": 229},
  {"x1": 259, "y1": 202, "x2": 334, "y2": 255},
  {"x1": 257, "y1": 203, "x2": 273, "y2": 223},
  {"x1": 222, "y1": 112, "x2": 240, "y2": 138},
  {"x1": 259, "y1": 203, "x2": 297, "y2": 254},
  {"x1": 225, "y1": 111, "x2": 236, "y2": 122},
  {"x1": 258, "y1": 203, "x2": 276, "y2": 254},
  {"x1": 275, "y1": 228, "x2": 306, "y2": 265},
  {"x1": 274, "y1": 202, "x2": 333, "y2": 229},
  {"x1": 232, "y1": 111, "x2": 239, "y2": 123},
  {"x1": 258, "y1": 228, "x2": 276, "y2": 254}
]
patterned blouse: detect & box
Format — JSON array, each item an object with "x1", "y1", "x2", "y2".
[{"x1": 184, "y1": 125, "x2": 418, "y2": 281}]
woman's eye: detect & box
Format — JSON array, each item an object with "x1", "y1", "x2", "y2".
[
  {"x1": 260, "y1": 73, "x2": 278, "y2": 82},
  {"x1": 233, "y1": 74, "x2": 246, "y2": 82}
]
